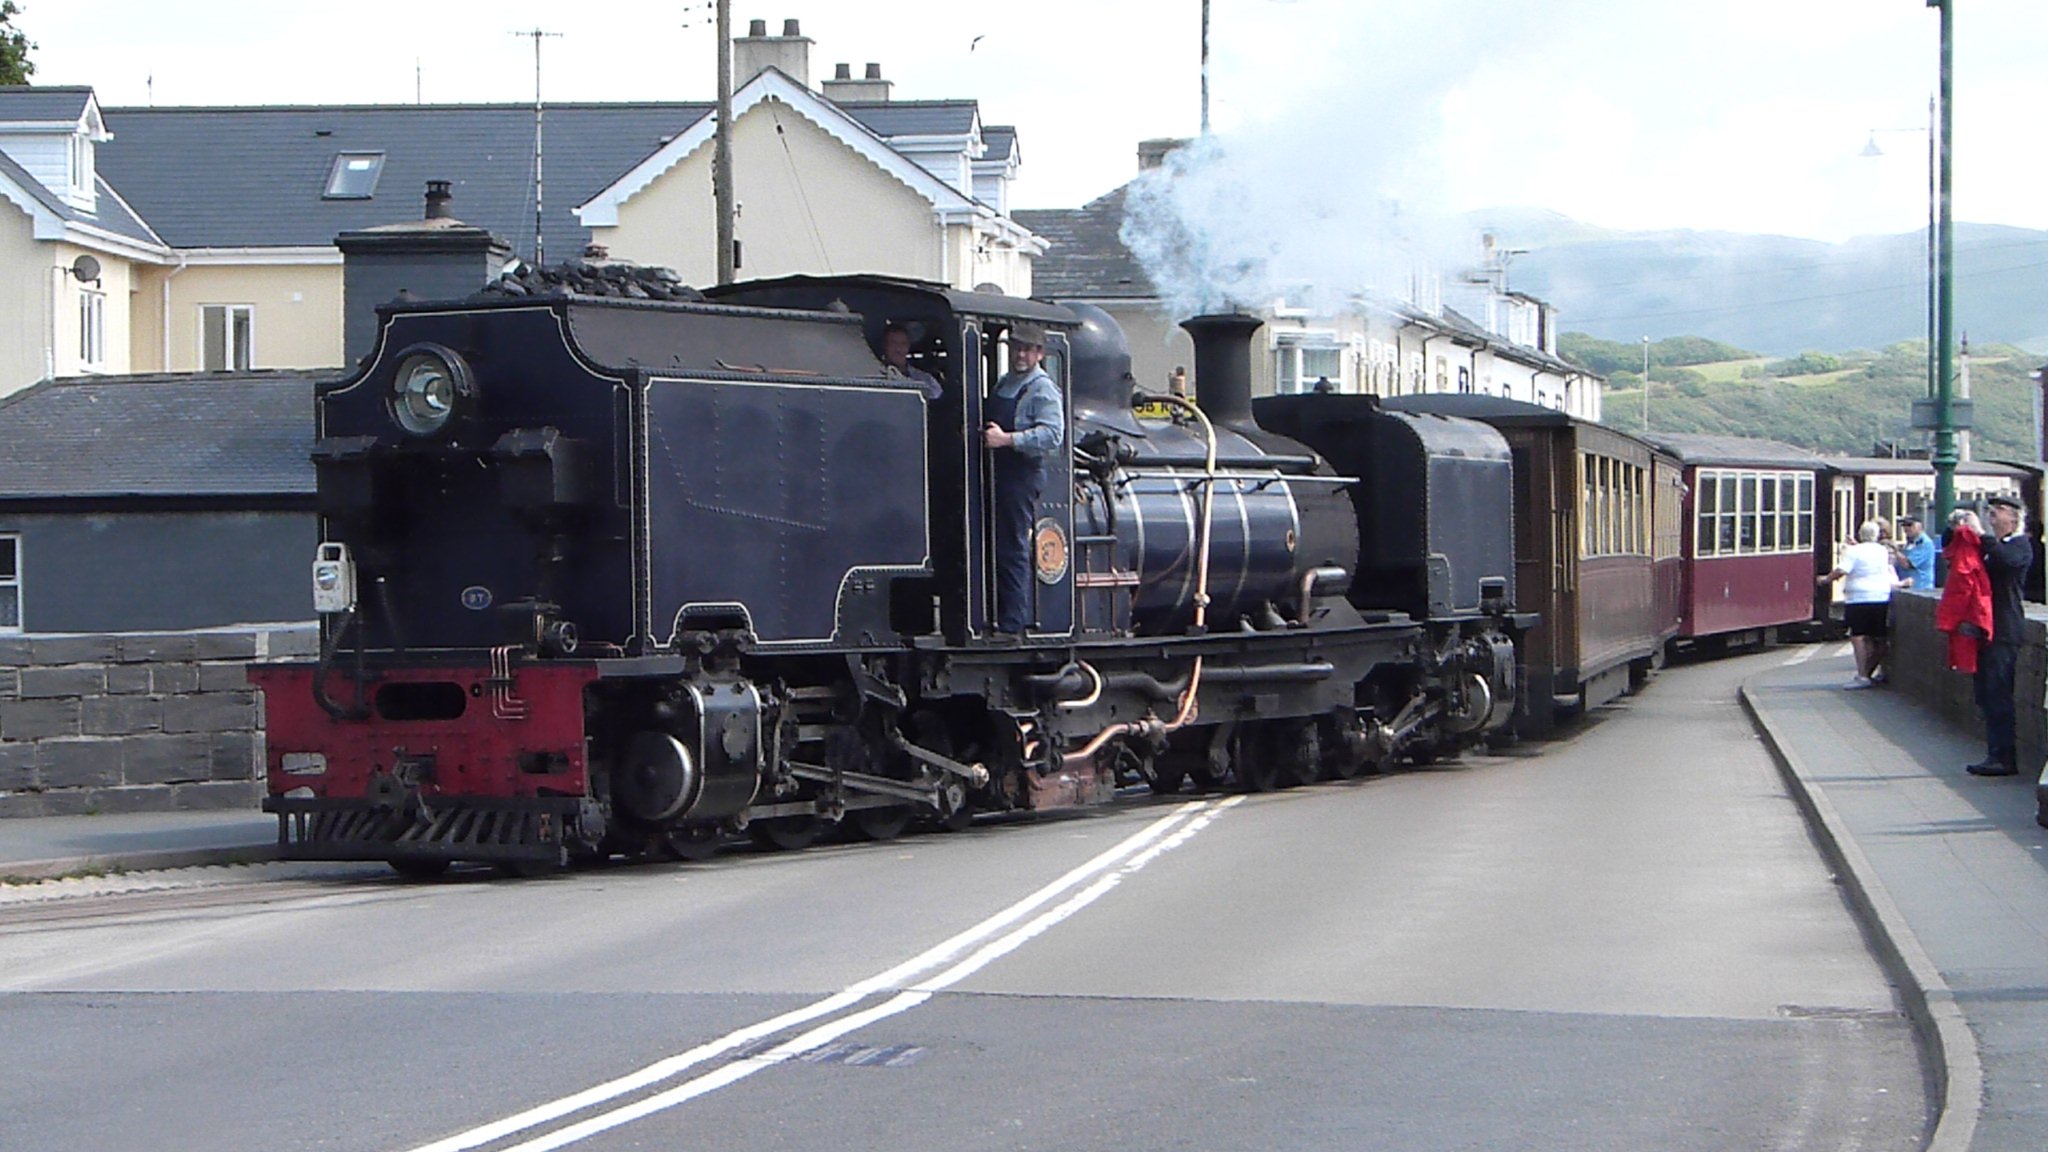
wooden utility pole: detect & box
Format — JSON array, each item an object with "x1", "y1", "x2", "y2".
[{"x1": 715, "y1": 0, "x2": 736, "y2": 285}]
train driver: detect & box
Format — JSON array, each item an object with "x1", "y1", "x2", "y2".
[
  {"x1": 880, "y1": 322, "x2": 942, "y2": 400},
  {"x1": 980, "y1": 322, "x2": 1064, "y2": 636}
]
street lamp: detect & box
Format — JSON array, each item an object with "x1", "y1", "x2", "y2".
[{"x1": 1927, "y1": 0, "x2": 1958, "y2": 524}]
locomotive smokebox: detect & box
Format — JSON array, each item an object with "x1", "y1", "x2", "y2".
[{"x1": 1181, "y1": 313, "x2": 1264, "y2": 430}]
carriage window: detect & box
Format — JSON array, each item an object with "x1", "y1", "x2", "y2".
[
  {"x1": 1737, "y1": 475, "x2": 1758, "y2": 553},
  {"x1": 1759, "y1": 475, "x2": 1779, "y2": 550},
  {"x1": 1797, "y1": 475, "x2": 1814, "y2": 549},
  {"x1": 1696, "y1": 469, "x2": 1718, "y2": 556},
  {"x1": 1600, "y1": 457, "x2": 1615, "y2": 556},
  {"x1": 1718, "y1": 474, "x2": 1739, "y2": 555},
  {"x1": 1582, "y1": 458, "x2": 1597, "y2": 557}
]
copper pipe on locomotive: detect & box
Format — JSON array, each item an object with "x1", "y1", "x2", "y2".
[{"x1": 1060, "y1": 322, "x2": 1238, "y2": 766}]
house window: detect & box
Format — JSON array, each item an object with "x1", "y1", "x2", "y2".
[
  {"x1": 1274, "y1": 337, "x2": 1342, "y2": 394},
  {"x1": 79, "y1": 290, "x2": 105, "y2": 369},
  {"x1": 324, "y1": 152, "x2": 386, "y2": 199},
  {"x1": 201, "y1": 305, "x2": 255, "y2": 371},
  {"x1": 0, "y1": 535, "x2": 18, "y2": 631}
]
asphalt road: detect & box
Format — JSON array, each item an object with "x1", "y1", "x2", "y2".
[{"x1": 0, "y1": 647, "x2": 1928, "y2": 1151}]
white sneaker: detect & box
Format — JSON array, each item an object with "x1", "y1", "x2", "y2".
[{"x1": 1845, "y1": 677, "x2": 1874, "y2": 690}]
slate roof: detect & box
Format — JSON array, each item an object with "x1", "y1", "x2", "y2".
[
  {"x1": 96, "y1": 97, "x2": 995, "y2": 261},
  {"x1": 0, "y1": 85, "x2": 93, "y2": 125},
  {"x1": 97, "y1": 103, "x2": 715, "y2": 260},
  {"x1": 0, "y1": 372, "x2": 318, "y2": 499},
  {"x1": 981, "y1": 125, "x2": 1015, "y2": 163},
  {"x1": 0, "y1": 147, "x2": 162, "y2": 249},
  {"x1": 1014, "y1": 186, "x2": 1154, "y2": 298},
  {"x1": 832, "y1": 99, "x2": 978, "y2": 137}
]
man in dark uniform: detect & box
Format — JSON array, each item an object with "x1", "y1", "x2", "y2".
[
  {"x1": 1968, "y1": 494, "x2": 2034, "y2": 776},
  {"x1": 980, "y1": 322, "x2": 1064, "y2": 636}
]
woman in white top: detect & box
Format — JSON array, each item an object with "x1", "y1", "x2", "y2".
[{"x1": 1818, "y1": 520, "x2": 1909, "y2": 688}]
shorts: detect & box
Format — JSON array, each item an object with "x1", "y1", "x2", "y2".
[{"x1": 1844, "y1": 601, "x2": 1890, "y2": 638}]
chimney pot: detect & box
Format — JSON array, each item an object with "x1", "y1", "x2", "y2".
[
  {"x1": 865, "y1": 62, "x2": 882, "y2": 80},
  {"x1": 748, "y1": 19, "x2": 766, "y2": 36},
  {"x1": 424, "y1": 180, "x2": 453, "y2": 220},
  {"x1": 782, "y1": 18, "x2": 801, "y2": 36},
  {"x1": 835, "y1": 62, "x2": 851, "y2": 80}
]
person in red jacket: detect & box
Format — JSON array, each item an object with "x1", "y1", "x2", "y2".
[{"x1": 1936, "y1": 509, "x2": 1992, "y2": 674}]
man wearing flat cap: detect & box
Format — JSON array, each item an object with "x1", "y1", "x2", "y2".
[
  {"x1": 1969, "y1": 494, "x2": 2034, "y2": 776},
  {"x1": 981, "y1": 322, "x2": 1065, "y2": 636}
]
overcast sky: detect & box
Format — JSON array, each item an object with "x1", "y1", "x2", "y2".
[{"x1": 21, "y1": 0, "x2": 2045, "y2": 244}]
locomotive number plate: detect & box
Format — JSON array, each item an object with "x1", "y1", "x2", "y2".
[{"x1": 1033, "y1": 519, "x2": 1070, "y2": 585}]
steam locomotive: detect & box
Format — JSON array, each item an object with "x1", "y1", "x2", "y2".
[{"x1": 251, "y1": 272, "x2": 1527, "y2": 874}]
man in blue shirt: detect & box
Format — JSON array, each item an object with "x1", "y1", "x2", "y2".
[
  {"x1": 981, "y1": 322, "x2": 1064, "y2": 636},
  {"x1": 1894, "y1": 515, "x2": 1937, "y2": 590}
]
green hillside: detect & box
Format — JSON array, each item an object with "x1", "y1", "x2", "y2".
[{"x1": 1575, "y1": 337, "x2": 2042, "y2": 461}]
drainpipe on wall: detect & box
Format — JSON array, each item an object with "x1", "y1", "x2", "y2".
[
  {"x1": 45, "y1": 263, "x2": 64, "y2": 379},
  {"x1": 161, "y1": 251, "x2": 189, "y2": 372},
  {"x1": 1418, "y1": 331, "x2": 1444, "y2": 394}
]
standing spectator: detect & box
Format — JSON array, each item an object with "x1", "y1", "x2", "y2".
[
  {"x1": 1936, "y1": 509, "x2": 1991, "y2": 673},
  {"x1": 1968, "y1": 495, "x2": 2035, "y2": 776},
  {"x1": 1893, "y1": 515, "x2": 1937, "y2": 590},
  {"x1": 1819, "y1": 520, "x2": 1906, "y2": 688}
]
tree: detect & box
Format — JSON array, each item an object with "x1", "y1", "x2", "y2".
[{"x1": 1, "y1": 1, "x2": 34, "y2": 86}]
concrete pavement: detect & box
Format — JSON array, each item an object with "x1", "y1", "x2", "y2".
[
  {"x1": 1745, "y1": 646, "x2": 2048, "y2": 1152},
  {"x1": 0, "y1": 809, "x2": 274, "y2": 882}
]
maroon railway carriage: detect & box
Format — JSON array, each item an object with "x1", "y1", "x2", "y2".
[
  {"x1": 1644, "y1": 434, "x2": 1829, "y2": 649},
  {"x1": 1385, "y1": 396, "x2": 1681, "y2": 730}
]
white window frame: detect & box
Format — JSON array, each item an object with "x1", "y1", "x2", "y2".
[
  {"x1": 78, "y1": 289, "x2": 106, "y2": 369},
  {"x1": 1272, "y1": 332, "x2": 1343, "y2": 395},
  {"x1": 200, "y1": 304, "x2": 255, "y2": 372},
  {"x1": 0, "y1": 534, "x2": 20, "y2": 633}
]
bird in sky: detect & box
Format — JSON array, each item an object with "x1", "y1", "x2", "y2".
[{"x1": 970, "y1": 34, "x2": 985, "y2": 51}]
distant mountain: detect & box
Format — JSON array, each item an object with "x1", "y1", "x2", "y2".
[{"x1": 1469, "y1": 209, "x2": 2048, "y2": 358}]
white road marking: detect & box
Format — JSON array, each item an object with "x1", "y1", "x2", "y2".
[
  {"x1": 405, "y1": 797, "x2": 1238, "y2": 1152},
  {"x1": 495, "y1": 796, "x2": 1246, "y2": 1152},
  {"x1": 1782, "y1": 645, "x2": 1821, "y2": 666}
]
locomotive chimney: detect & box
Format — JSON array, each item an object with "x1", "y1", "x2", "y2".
[{"x1": 1181, "y1": 313, "x2": 1265, "y2": 430}]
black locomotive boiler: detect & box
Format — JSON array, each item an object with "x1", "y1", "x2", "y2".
[{"x1": 252, "y1": 272, "x2": 1526, "y2": 873}]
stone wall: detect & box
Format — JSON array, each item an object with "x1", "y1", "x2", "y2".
[
  {"x1": 1889, "y1": 589, "x2": 2048, "y2": 772},
  {"x1": 0, "y1": 626, "x2": 317, "y2": 818}
]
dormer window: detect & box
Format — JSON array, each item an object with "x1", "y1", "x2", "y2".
[
  {"x1": 324, "y1": 152, "x2": 385, "y2": 199},
  {"x1": 69, "y1": 133, "x2": 92, "y2": 199}
]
